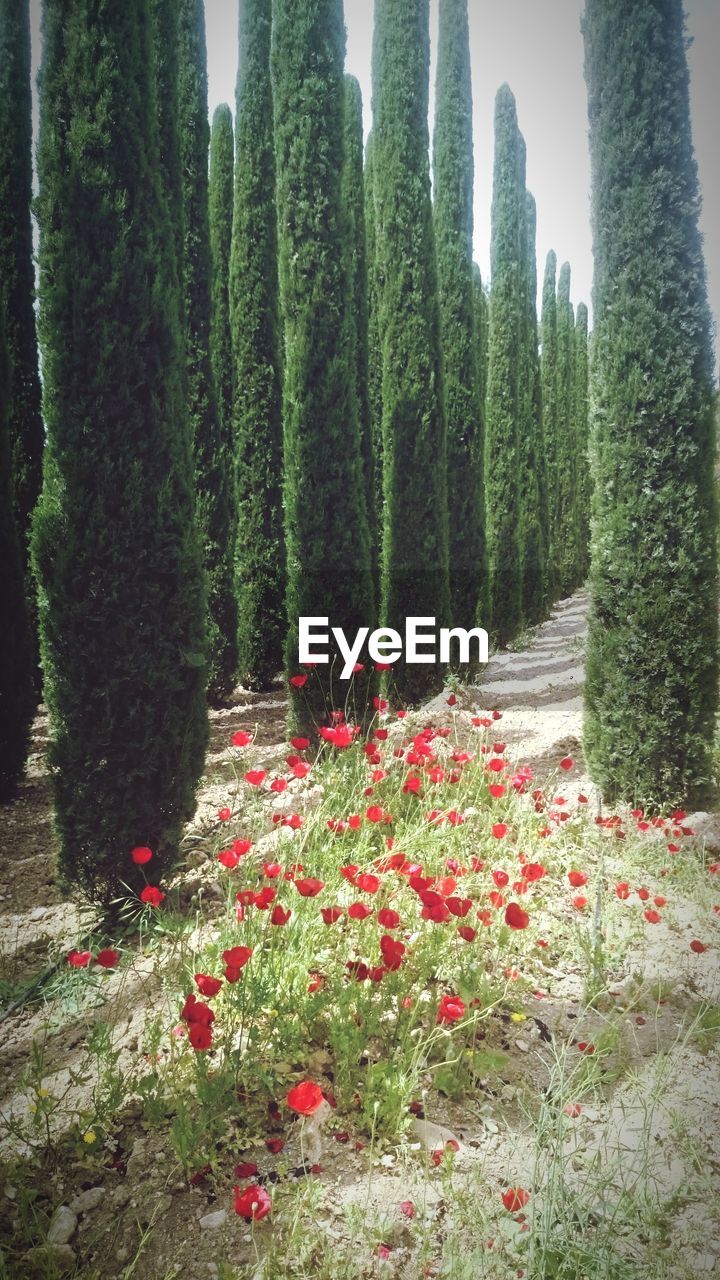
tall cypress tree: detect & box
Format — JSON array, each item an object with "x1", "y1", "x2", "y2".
[
  {"x1": 433, "y1": 0, "x2": 486, "y2": 647},
  {"x1": 0, "y1": 0, "x2": 44, "y2": 676},
  {"x1": 472, "y1": 263, "x2": 488, "y2": 424},
  {"x1": 33, "y1": 0, "x2": 207, "y2": 905},
  {"x1": 209, "y1": 104, "x2": 234, "y2": 473},
  {"x1": 0, "y1": 307, "x2": 35, "y2": 801},
  {"x1": 372, "y1": 0, "x2": 450, "y2": 700},
  {"x1": 583, "y1": 0, "x2": 718, "y2": 805},
  {"x1": 178, "y1": 0, "x2": 237, "y2": 703},
  {"x1": 554, "y1": 261, "x2": 577, "y2": 597},
  {"x1": 485, "y1": 84, "x2": 523, "y2": 645},
  {"x1": 150, "y1": 0, "x2": 184, "y2": 271},
  {"x1": 231, "y1": 0, "x2": 285, "y2": 690},
  {"x1": 519, "y1": 184, "x2": 547, "y2": 623},
  {"x1": 272, "y1": 0, "x2": 375, "y2": 732},
  {"x1": 540, "y1": 249, "x2": 559, "y2": 601},
  {"x1": 364, "y1": 131, "x2": 384, "y2": 581},
  {"x1": 574, "y1": 301, "x2": 590, "y2": 583},
  {"x1": 343, "y1": 75, "x2": 377, "y2": 591}
]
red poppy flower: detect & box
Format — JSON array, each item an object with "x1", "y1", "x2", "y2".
[
  {"x1": 492, "y1": 822, "x2": 508, "y2": 839},
  {"x1": 218, "y1": 807, "x2": 232, "y2": 822},
  {"x1": 366, "y1": 805, "x2": 384, "y2": 823},
  {"x1": 245, "y1": 770, "x2": 266, "y2": 787},
  {"x1": 131, "y1": 846, "x2": 153, "y2": 865},
  {"x1": 321, "y1": 906, "x2": 343, "y2": 925},
  {"x1": 271, "y1": 905, "x2": 292, "y2": 926},
  {"x1": 292, "y1": 761, "x2": 311, "y2": 779},
  {"x1": 568, "y1": 870, "x2": 588, "y2": 887},
  {"x1": 294, "y1": 877, "x2": 324, "y2": 898},
  {"x1": 181, "y1": 994, "x2": 215, "y2": 1026},
  {"x1": 287, "y1": 1081, "x2": 324, "y2": 1116},
  {"x1": 559, "y1": 757, "x2": 573, "y2": 771},
  {"x1": 289, "y1": 674, "x2": 307, "y2": 688},
  {"x1": 232, "y1": 731, "x2": 252, "y2": 747},
  {"x1": 437, "y1": 993, "x2": 465, "y2": 1024},
  {"x1": 95, "y1": 948, "x2": 120, "y2": 968},
  {"x1": 223, "y1": 945, "x2": 253, "y2": 982},
  {"x1": 380, "y1": 935, "x2": 406, "y2": 970},
  {"x1": 492, "y1": 869, "x2": 509, "y2": 888},
  {"x1": 188, "y1": 1023, "x2": 213, "y2": 1051},
  {"x1": 522, "y1": 862, "x2": 546, "y2": 883},
  {"x1": 377, "y1": 908, "x2": 400, "y2": 929},
  {"x1": 348, "y1": 902, "x2": 373, "y2": 920},
  {"x1": 234, "y1": 1161, "x2": 258, "y2": 1179},
  {"x1": 194, "y1": 973, "x2": 222, "y2": 998},
  {"x1": 234, "y1": 1183, "x2": 271, "y2": 1220},
  {"x1": 291, "y1": 736, "x2": 310, "y2": 750},
  {"x1": 355, "y1": 873, "x2": 380, "y2": 894},
  {"x1": 139, "y1": 885, "x2": 165, "y2": 908},
  {"x1": 564, "y1": 1103, "x2": 582, "y2": 1118},
  {"x1": 67, "y1": 949, "x2": 92, "y2": 968},
  {"x1": 457, "y1": 926, "x2": 476, "y2": 942},
  {"x1": 488, "y1": 890, "x2": 504, "y2": 909},
  {"x1": 265, "y1": 1137, "x2": 284, "y2": 1154},
  {"x1": 502, "y1": 1187, "x2": 530, "y2": 1212},
  {"x1": 270, "y1": 777, "x2": 287, "y2": 793},
  {"x1": 505, "y1": 902, "x2": 529, "y2": 930},
  {"x1": 615, "y1": 882, "x2": 630, "y2": 900},
  {"x1": 398, "y1": 1200, "x2": 416, "y2": 1219},
  {"x1": 690, "y1": 939, "x2": 707, "y2": 953},
  {"x1": 572, "y1": 896, "x2": 588, "y2": 911},
  {"x1": 644, "y1": 909, "x2": 661, "y2": 924}
]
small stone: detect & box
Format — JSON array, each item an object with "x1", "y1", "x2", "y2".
[
  {"x1": 199, "y1": 1209, "x2": 227, "y2": 1230},
  {"x1": 515, "y1": 1039, "x2": 530, "y2": 1053},
  {"x1": 70, "y1": 1186, "x2": 105, "y2": 1214},
  {"x1": 29, "y1": 906, "x2": 49, "y2": 920},
  {"x1": 47, "y1": 1205, "x2": 77, "y2": 1246}
]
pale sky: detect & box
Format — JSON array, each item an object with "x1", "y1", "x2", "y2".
[{"x1": 27, "y1": 1, "x2": 719, "y2": 370}]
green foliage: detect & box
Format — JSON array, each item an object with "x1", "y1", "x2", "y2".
[
  {"x1": 372, "y1": 0, "x2": 451, "y2": 699},
  {"x1": 0, "y1": 0, "x2": 43, "y2": 687},
  {"x1": 230, "y1": 0, "x2": 285, "y2": 691},
  {"x1": 433, "y1": 0, "x2": 487, "y2": 648},
  {"x1": 583, "y1": 0, "x2": 719, "y2": 805},
  {"x1": 540, "y1": 249, "x2": 559, "y2": 600},
  {"x1": 343, "y1": 76, "x2": 377, "y2": 595},
  {"x1": 472, "y1": 263, "x2": 488, "y2": 420},
  {"x1": 518, "y1": 182, "x2": 547, "y2": 624},
  {"x1": 364, "y1": 132, "x2": 384, "y2": 589},
  {"x1": 178, "y1": 0, "x2": 237, "y2": 704},
  {"x1": 150, "y1": 0, "x2": 184, "y2": 273},
  {"x1": 33, "y1": 0, "x2": 208, "y2": 905},
  {"x1": 574, "y1": 301, "x2": 590, "y2": 582},
  {"x1": 209, "y1": 104, "x2": 234, "y2": 484},
  {"x1": 555, "y1": 261, "x2": 578, "y2": 597},
  {"x1": 272, "y1": 0, "x2": 375, "y2": 732},
  {"x1": 485, "y1": 84, "x2": 524, "y2": 645},
  {"x1": 0, "y1": 309, "x2": 34, "y2": 800}
]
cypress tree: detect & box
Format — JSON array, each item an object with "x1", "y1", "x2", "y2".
[
  {"x1": 371, "y1": 0, "x2": 451, "y2": 700},
  {"x1": 471, "y1": 262, "x2": 490, "y2": 625},
  {"x1": 231, "y1": 0, "x2": 285, "y2": 690},
  {"x1": 583, "y1": 0, "x2": 718, "y2": 806},
  {"x1": 0, "y1": 307, "x2": 35, "y2": 801},
  {"x1": 178, "y1": 0, "x2": 237, "y2": 703},
  {"x1": 343, "y1": 75, "x2": 377, "y2": 591},
  {"x1": 540, "y1": 249, "x2": 559, "y2": 600},
  {"x1": 555, "y1": 261, "x2": 577, "y2": 597},
  {"x1": 433, "y1": 0, "x2": 487, "y2": 646},
  {"x1": 209, "y1": 104, "x2": 234, "y2": 471},
  {"x1": 485, "y1": 84, "x2": 523, "y2": 645},
  {"x1": 272, "y1": 0, "x2": 375, "y2": 732},
  {"x1": 33, "y1": 0, "x2": 208, "y2": 905},
  {"x1": 364, "y1": 131, "x2": 384, "y2": 581},
  {"x1": 472, "y1": 263, "x2": 488, "y2": 424},
  {"x1": 150, "y1": 0, "x2": 184, "y2": 271},
  {"x1": 0, "y1": 0, "x2": 44, "y2": 674},
  {"x1": 574, "y1": 301, "x2": 590, "y2": 583},
  {"x1": 519, "y1": 185, "x2": 547, "y2": 624}
]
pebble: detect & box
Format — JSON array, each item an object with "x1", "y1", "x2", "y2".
[
  {"x1": 70, "y1": 1186, "x2": 105, "y2": 1214},
  {"x1": 515, "y1": 1038, "x2": 530, "y2": 1053},
  {"x1": 47, "y1": 1205, "x2": 78, "y2": 1246},
  {"x1": 29, "y1": 906, "x2": 49, "y2": 920},
  {"x1": 198, "y1": 1209, "x2": 227, "y2": 1230}
]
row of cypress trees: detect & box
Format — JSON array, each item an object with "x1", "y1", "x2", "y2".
[{"x1": 4, "y1": 0, "x2": 713, "y2": 907}]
